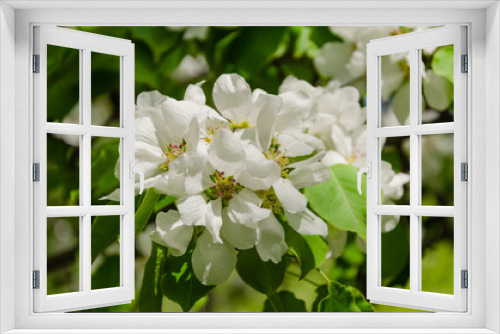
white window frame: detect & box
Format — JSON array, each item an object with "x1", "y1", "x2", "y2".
[
  {"x1": 365, "y1": 26, "x2": 467, "y2": 312},
  {"x1": 33, "y1": 26, "x2": 136, "y2": 313},
  {"x1": 0, "y1": 1, "x2": 498, "y2": 333}
]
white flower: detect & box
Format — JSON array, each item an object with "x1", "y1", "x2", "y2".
[
  {"x1": 150, "y1": 210, "x2": 193, "y2": 256},
  {"x1": 314, "y1": 26, "x2": 398, "y2": 85},
  {"x1": 170, "y1": 55, "x2": 209, "y2": 83}
]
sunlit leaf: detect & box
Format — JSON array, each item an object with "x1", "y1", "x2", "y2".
[
  {"x1": 431, "y1": 45, "x2": 454, "y2": 84},
  {"x1": 283, "y1": 224, "x2": 316, "y2": 279},
  {"x1": 423, "y1": 69, "x2": 453, "y2": 111},
  {"x1": 135, "y1": 188, "x2": 160, "y2": 235},
  {"x1": 318, "y1": 281, "x2": 374, "y2": 312},
  {"x1": 305, "y1": 164, "x2": 367, "y2": 239}
]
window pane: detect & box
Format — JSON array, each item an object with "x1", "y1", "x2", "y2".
[
  {"x1": 47, "y1": 45, "x2": 80, "y2": 124},
  {"x1": 421, "y1": 45, "x2": 454, "y2": 124},
  {"x1": 381, "y1": 215, "x2": 410, "y2": 289},
  {"x1": 91, "y1": 215, "x2": 121, "y2": 290},
  {"x1": 91, "y1": 137, "x2": 121, "y2": 205},
  {"x1": 421, "y1": 134, "x2": 454, "y2": 206},
  {"x1": 91, "y1": 52, "x2": 120, "y2": 127},
  {"x1": 47, "y1": 217, "x2": 80, "y2": 295},
  {"x1": 380, "y1": 52, "x2": 410, "y2": 127},
  {"x1": 421, "y1": 216, "x2": 454, "y2": 294},
  {"x1": 380, "y1": 136, "x2": 410, "y2": 205},
  {"x1": 47, "y1": 134, "x2": 80, "y2": 206}
]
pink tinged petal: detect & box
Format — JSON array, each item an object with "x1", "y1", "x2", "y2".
[
  {"x1": 321, "y1": 150, "x2": 348, "y2": 167},
  {"x1": 256, "y1": 214, "x2": 288, "y2": 264},
  {"x1": 209, "y1": 128, "x2": 245, "y2": 177},
  {"x1": 184, "y1": 82, "x2": 206, "y2": 105},
  {"x1": 151, "y1": 210, "x2": 193, "y2": 256},
  {"x1": 177, "y1": 195, "x2": 207, "y2": 226},
  {"x1": 184, "y1": 117, "x2": 200, "y2": 152},
  {"x1": 237, "y1": 145, "x2": 281, "y2": 191},
  {"x1": 220, "y1": 207, "x2": 258, "y2": 250},
  {"x1": 212, "y1": 73, "x2": 253, "y2": 124},
  {"x1": 272, "y1": 178, "x2": 307, "y2": 214},
  {"x1": 288, "y1": 151, "x2": 326, "y2": 169},
  {"x1": 284, "y1": 209, "x2": 328, "y2": 237},
  {"x1": 205, "y1": 198, "x2": 223, "y2": 244},
  {"x1": 192, "y1": 230, "x2": 237, "y2": 286},
  {"x1": 255, "y1": 94, "x2": 281, "y2": 152},
  {"x1": 289, "y1": 162, "x2": 331, "y2": 189},
  {"x1": 227, "y1": 189, "x2": 271, "y2": 228}
]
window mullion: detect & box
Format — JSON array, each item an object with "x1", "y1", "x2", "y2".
[{"x1": 409, "y1": 47, "x2": 420, "y2": 294}]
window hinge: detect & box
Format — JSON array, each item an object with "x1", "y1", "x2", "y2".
[
  {"x1": 33, "y1": 163, "x2": 40, "y2": 182},
  {"x1": 33, "y1": 54, "x2": 40, "y2": 73},
  {"x1": 461, "y1": 54, "x2": 468, "y2": 73},
  {"x1": 461, "y1": 162, "x2": 468, "y2": 181},
  {"x1": 33, "y1": 270, "x2": 40, "y2": 289},
  {"x1": 461, "y1": 270, "x2": 468, "y2": 289}
]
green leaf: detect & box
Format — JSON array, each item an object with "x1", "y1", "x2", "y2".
[
  {"x1": 91, "y1": 215, "x2": 120, "y2": 263},
  {"x1": 90, "y1": 139, "x2": 120, "y2": 203},
  {"x1": 161, "y1": 245, "x2": 214, "y2": 312},
  {"x1": 309, "y1": 26, "x2": 341, "y2": 48},
  {"x1": 139, "y1": 243, "x2": 168, "y2": 312},
  {"x1": 135, "y1": 188, "x2": 160, "y2": 235},
  {"x1": 293, "y1": 26, "x2": 312, "y2": 58},
  {"x1": 318, "y1": 281, "x2": 373, "y2": 312},
  {"x1": 303, "y1": 235, "x2": 329, "y2": 267},
  {"x1": 431, "y1": 45, "x2": 454, "y2": 83},
  {"x1": 91, "y1": 254, "x2": 120, "y2": 290},
  {"x1": 130, "y1": 27, "x2": 181, "y2": 63},
  {"x1": 305, "y1": 164, "x2": 367, "y2": 239},
  {"x1": 236, "y1": 248, "x2": 287, "y2": 296},
  {"x1": 312, "y1": 284, "x2": 329, "y2": 312},
  {"x1": 263, "y1": 291, "x2": 307, "y2": 312},
  {"x1": 393, "y1": 81, "x2": 410, "y2": 125},
  {"x1": 283, "y1": 224, "x2": 316, "y2": 279},
  {"x1": 155, "y1": 195, "x2": 176, "y2": 213},
  {"x1": 348, "y1": 286, "x2": 375, "y2": 312},
  {"x1": 381, "y1": 219, "x2": 410, "y2": 279},
  {"x1": 226, "y1": 27, "x2": 288, "y2": 73}
]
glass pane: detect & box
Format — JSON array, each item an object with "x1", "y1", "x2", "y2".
[
  {"x1": 380, "y1": 136, "x2": 410, "y2": 205},
  {"x1": 91, "y1": 216, "x2": 121, "y2": 290},
  {"x1": 421, "y1": 45, "x2": 454, "y2": 124},
  {"x1": 381, "y1": 215, "x2": 410, "y2": 289},
  {"x1": 47, "y1": 133, "x2": 80, "y2": 206},
  {"x1": 421, "y1": 134, "x2": 454, "y2": 206},
  {"x1": 47, "y1": 45, "x2": 80, "y2": 124},
  {"x1": 47, "y1": 217, "x2": 80, "y2": 295},
  {"x1": 91, "y1": 52, "x2": 120, "y2": 127},
  {"x1": 421, "y1": 216, "x2": 454, "y2": 294},
  {"x1": 91, "y1": 137, "x2": 121, "y2": 205},
  {"x1": 380, "y1": 52, "x2": 410, "y2": 127}
]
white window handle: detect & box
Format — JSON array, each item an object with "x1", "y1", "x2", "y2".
[
  {"x1": 357, "y1": 162, "x2": 372, "y2": 195},
  {"x1": 129, "y1": 162, "x2": 145, "y2": 195}
]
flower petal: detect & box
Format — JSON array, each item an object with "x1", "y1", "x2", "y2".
[
  {"x1": 209, "y1": 127, "x2": 245, "y2": 177},
  {"x1": 237, "y1": 145, "x2": 281, "y2": 191},
  {"x1": 255, "y1": 94, "x2": 281, "y2": 152},
  {"x1": 289, "y1": 162, "x2": 331, "y2": 188},
  {"x1": 256, "y1": 214, "x2": 288, "y2": 264},
  {"x1": 288, "y1": 151, "x2": 326, "y2": 169},
  {"x1": 277, "y1": 133, "x2": 315, "y2": 157},
  {"x1": 284, "y1": 208, "x2": 328, "y2": 237},
  {"x1": 212, "y1": 74, "x2": 253, "y2": 124},
  {"x1": 185, "y1": 117, "x2": 200, "y2": 152},
  {"x1": 184, "y1": 81, "x2": 206, "y2": 105},
  {"x1": 192, "y1": 230, "x2": 237, "y2": 286},
  {"x1": 151, "y1": 210, "x2": 193, "y2": 256},
  {"x1": 177, "y1": 195, "x2": 207, "y2": 226},
  {"x1": 321, "y1": 150, "x2": 347, "y2": 166},
  {"x1": 227, "y1": 189, "x2": 271, "y2": 228},
  {"x1": 273, "y1": 178, "x2": 307, "y2": 214},
  {"x1": 205, "y1": 198, "x2": 223, "y2": 244},
  {"x1": 220, "y1": 207, "x2": 258, "y2": 250}
]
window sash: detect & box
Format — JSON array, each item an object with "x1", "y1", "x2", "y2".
[
  {"x1": 32, "y1": 26, "x2": 135, "y2": 313},
  {"x1": 366, "y1": 26, "x2": 468, "y2": 312}
]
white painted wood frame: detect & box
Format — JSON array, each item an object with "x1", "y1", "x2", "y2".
[
  {"x1": 366, "y1": 26, "x2": 467, "y2": 312},
  {"x1": 32, "y1": 26, "x2": 135, "y2": 313}
]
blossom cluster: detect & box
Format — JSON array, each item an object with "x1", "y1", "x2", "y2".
[{"x1": 138, "y1": 74, "x2": 332, "y2": 286}]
